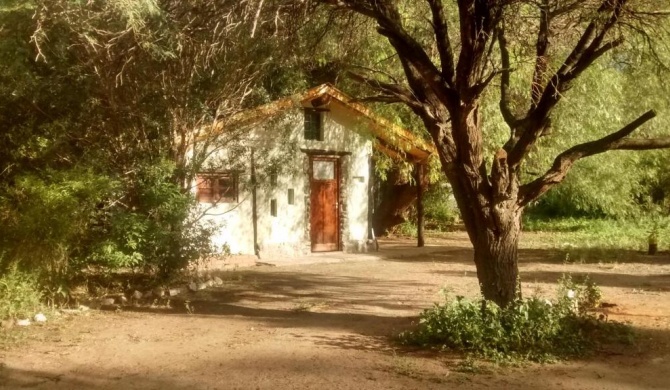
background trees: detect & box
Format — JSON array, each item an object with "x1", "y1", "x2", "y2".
[{"x1": 0, "y1": 0, "x2": 303, "y2": 293}]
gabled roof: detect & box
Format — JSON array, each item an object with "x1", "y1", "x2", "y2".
[{"x1": 213, "y1": 83, "x2": 434, "y2": 163}]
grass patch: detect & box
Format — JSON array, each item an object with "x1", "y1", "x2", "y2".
[
  {"x1": 399, "y1": 275, "x2": 633, "y2": 364},
  {"x1": 522, "y1": 216, "x2": 670, "y2": 251}
]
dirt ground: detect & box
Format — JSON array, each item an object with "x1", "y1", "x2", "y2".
[{"x1": 1, "y1": 232, "x2": 670, "y2": 390}]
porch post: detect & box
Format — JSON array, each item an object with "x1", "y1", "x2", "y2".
[
  {"x1": 415, "y1": 163, "x2": 425, "y2": 248},
  {"x1": 251, "y1": 149, "x2": 260, "y2": 259}
]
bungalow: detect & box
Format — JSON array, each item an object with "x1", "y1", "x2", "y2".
[{"x1": 192, "y1": 84, "x2": 431, "y2": 258}]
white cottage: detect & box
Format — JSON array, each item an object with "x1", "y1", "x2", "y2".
[{"x1": 192, "y1": 84, "x2": 431, "y2": 258}]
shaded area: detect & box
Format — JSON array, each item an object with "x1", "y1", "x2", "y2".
[{"x1": 0, "y1": 366, "x2": 199, "y2": 390}]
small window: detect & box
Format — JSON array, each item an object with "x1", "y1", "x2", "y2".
[
  {"x1": 196, "y1": 172, "x2": 238, "y2": 203},
  {"x1": 304, "y1": 109, "x2": 322, "y2": 141},
  {"x1": 270, "y1": 199, "x2": 277, "y2": 217},
  {"x1": 288, "y1": 188, "x2": 295, "y2": 205},
  {"x1": 270, "y1": 170, "x2": 278, "y2": 186}
]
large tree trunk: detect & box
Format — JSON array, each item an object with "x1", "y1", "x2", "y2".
[
  {"x1": 472, "y1": 210, "x2": 521, "y2": 306},
  {"x1": 430, "y1": 104, "x2": 523, "y2": 307}
]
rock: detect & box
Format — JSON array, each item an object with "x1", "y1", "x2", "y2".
[
  {"x1": 168, "y1": 288, "x2": 182, "y2": 297},
  {"x1": 118, "y1": 295, "x2": 128, "y2": 305},
  {"x1": 101, "y1": 297, "x2": 116, "y2": 306},
  {"x1": 197, "y1": 282, "x2": 208, "y2": 291},
  {"x1": 213, "y1": 276, "x2": 224, "y2": 286},
  {"x1": 206, "y1": 279, "x2": 215, "y2": 287},
  {"x1": 34, "y1": 313, "x2": 47, "y2": 323},
  {"x1": 16, "y1": 319, "x2": 31, "y2": 327},
  {"x1": 78, "y1": 305, "x2": 90, "y2": 312},
  {"x1": 132, "y1": 290, "x2": 143, "y2": 300},
  {"x1": 0, "y1": 319, "x2": 14, "y2": 329},
  {"x1": 188, "y1": 282, "x2": 198, "y2": 292},
  {"x1": 152, "y1": 287, "x2": 166, "y2": 298}
]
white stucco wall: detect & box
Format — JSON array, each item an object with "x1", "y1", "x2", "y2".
[{"x1": 193, "y1": 101, "x2": 372, "y2": 257}]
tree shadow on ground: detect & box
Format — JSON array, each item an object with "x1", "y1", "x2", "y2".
[
  {"x1": 378, "y1": 244, "x2": 670, "y2": 267},
  {"x1": 120, "y1": 269, "x2": 427, "y2": 338},
  {"x1": 2, "y1": 326, "x2": 669, "y2": 390},
  {"x1": 0, "y1": 366, "x2": 202, "y2": 390},
  {"x1": 432, "y1": 268, "x2": 670, "y2": 291}
]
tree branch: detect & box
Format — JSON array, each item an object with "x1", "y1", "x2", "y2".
[
  {"x1": 496, "y1": 24, "x2": 518, "y2": 130},
  {"x1": 518, "y1": 109, "x2": 661, "y2": 206},
  {"x1": 347, "y1": 71, "x2": 423, "y2": 110},
  {"x1": 455, "y1": 0, "x2": 503, "y2": 94},
  {"x1": 426, "y1": 0, "x2": 455, "y2": 86},
  {"x1": 507, "y1": 0, "x2": 628, "y2": 169},
  {"x1": 321, "y1": 0, "x2": 458, "y2": 108},
  {"x1": 531, "y1": 0, "x2": 550, "y2": 107}
]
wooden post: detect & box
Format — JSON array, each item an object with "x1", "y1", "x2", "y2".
[
  {"x1": 367, "y1": 156, "x2": 375, "y2": 240},
  {"x1": 415, "y1": 163, "x2": 425, "y2": 247},
  {"x1": 251, "y1": 149, "x2": 260, "y2": 259}
]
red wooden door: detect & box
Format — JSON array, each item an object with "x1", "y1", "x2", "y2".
[{"x1": 310, "y1": 158, "x2": 339, "y2": 252}]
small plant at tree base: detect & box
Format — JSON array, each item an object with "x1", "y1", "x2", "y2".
[{"x1": 399, "y1": 276, "x2": 631, "y2": 363}]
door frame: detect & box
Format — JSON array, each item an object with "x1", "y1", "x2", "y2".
[{"x1": 309, "y1": 155, "x2": 341, "y2": 252}]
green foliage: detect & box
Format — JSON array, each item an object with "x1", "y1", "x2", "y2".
[
  {"x1": 392, "y1": 221, "x2": 418, "y2": 237},
  {"x1": 423, "y1": 183, "x2": 460, "y2": 229},
  {"x1": 523, "y1": 56, "x2": 670, "y2": 219},
  {"x1": 400, "y1": 277, "x2": 631, "y2": 363},
  {"x1": 0, "y1": 267, "x2": 42, "y2": 320},
  {"x1": 0, "y1": 168, "x2": 118, "y2": 283}
]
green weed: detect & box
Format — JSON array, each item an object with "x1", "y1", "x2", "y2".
[
  {"x1": 399, "y1": 275, "x2": 632, "y2": 363},
  {"x1": 0, "y1": 267, "x2": 42, "y2": 320}
]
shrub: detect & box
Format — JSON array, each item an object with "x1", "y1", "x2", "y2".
[
  {"x1": 0, "y1": 267, "x2": 42, "y2": 320},
  {"x1": 400, "y1": 276, "x2": 631, "y2": 363}
]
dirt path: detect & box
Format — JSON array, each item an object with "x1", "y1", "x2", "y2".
[{"x1": 2, "y1": 233, "x2": 670, "y2": 389}]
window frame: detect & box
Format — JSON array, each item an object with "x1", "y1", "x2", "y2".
[
  {"x1": 270, "y1": 199, "x2": 278, "y2": 217},
  {"x1": 303, "y1": 108, "x2": 323, "y2": 141},
  {"x1": 196, "y1": 172, "x2": 239, "y2": 204}
]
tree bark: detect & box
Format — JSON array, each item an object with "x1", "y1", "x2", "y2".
[
  {"x1": 372, "y1": 167, "x2": 427, "y2": 235},
  {"x1": 429, "y1": 107, "x2": 522, "y2": 307}
]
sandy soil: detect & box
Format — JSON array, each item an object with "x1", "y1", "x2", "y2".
[{"x1": 1, "y1": 232, "x2": 670, "y2": 390}]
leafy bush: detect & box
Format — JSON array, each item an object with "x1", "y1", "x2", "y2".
[
  {"x1": 0, "y1": 267, "x2": 42, "y2": 320},
  {"x1": 0, "y1": 160, "x2": 217, "y2": 299},
  {"x1": 400, "y1": 276, "x2": 631, "y2": 363},
  {"x1": 0, "y1": 169, "x2": 118, "y2": 294},
  {"x1": 88, "y1": 160, "x2": 218, "y2": 279}
]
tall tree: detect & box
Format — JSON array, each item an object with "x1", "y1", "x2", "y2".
[{"x1": 314, "y1": 0, "x2": 670, "y2": 306}]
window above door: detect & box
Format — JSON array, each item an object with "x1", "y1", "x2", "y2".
[{"x1": 304, "y1": 108, "x2": 323, "y2": 141}]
